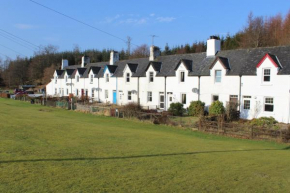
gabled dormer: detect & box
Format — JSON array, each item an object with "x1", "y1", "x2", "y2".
[
  {"x1": 54, "y1": 70, "x2": 64, "y2": 84},
  {"x1": 104, "y1": 65, "x2": 118, "y2": 83},
  {"x1": 88, "y1": 67, "x2": 101, "y2": 83},
  {"x1": 145, "y1": 61, "x2": 162, "y2": 83},
  {"x1": 209, "y1": 56, "x2": 230, "y2": 83},
  {"x1": 174, "y1": 59, "x2": 192, "y2": 83},
  {"x1": 256, "y1": 53, "x2": 282, "y2": 84},
  {"x1": 123, "y1": 63, "x2": 138, "y2": 83}
]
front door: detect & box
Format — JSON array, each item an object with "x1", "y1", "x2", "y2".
[
  {"x1": 159, "y1": 93, "x2": 164, "y2": 109},
  {"x1": 113, "y1": 91, "x2": 117, "y2": 104}
]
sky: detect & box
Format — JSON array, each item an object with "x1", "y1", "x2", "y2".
[{"x1": 0, "y1": 0, "x2": 290, "y2": 60}]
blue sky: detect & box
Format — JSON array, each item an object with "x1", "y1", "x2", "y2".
[{"x1": 0, "y1": 0, "x2": 290, "y2": 60}]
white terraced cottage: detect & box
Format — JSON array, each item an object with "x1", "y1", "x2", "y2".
[{"x1": 46, "y1": 36, "x2": 290, "y2": 123}]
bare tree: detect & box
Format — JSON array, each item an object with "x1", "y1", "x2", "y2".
[{"x1": 130, "y1": 44, "x2": 149, "y2": 58}]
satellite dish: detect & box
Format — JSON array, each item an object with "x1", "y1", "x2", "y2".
[{"x1": 192, "y1": 88, "x2": 199, "y2": 93}]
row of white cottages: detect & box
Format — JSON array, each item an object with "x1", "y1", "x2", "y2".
[{"x1": 46, "y1": 36, "x2": 290, "y2": 123}]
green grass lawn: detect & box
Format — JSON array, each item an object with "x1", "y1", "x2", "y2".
[{"x1": 0, "y1": 98, "x2": 289, "y2": 193}]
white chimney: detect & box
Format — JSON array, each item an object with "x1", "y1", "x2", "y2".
[
  {"x1": 61, "y1": 59, "x2": 68, "y2": 69},
  {"x1": 149, "y1": 46, "x2": 161, "y2": 61},
  {"x1": 110, "y1": 51, "x2": 119, "y2": 65},
  {"x1": 206, "y1": 36, "x2": 221, "y2": 57},
  {"x1": 81, "y1": 56, "x2": 90, "y2": 68}
]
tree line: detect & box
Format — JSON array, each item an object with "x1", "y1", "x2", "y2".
[{"x1": 1, "y1": 10, "x2": 290, "y2": 88}]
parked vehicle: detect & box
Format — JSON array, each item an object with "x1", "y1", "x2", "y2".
[{"x1": 14, "y1": 89, "x2": 27, "y2": 95}]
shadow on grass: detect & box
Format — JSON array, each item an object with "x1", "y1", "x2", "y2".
[{"x1": 0, "y1": 148, "x2": 287, "y2": 164}]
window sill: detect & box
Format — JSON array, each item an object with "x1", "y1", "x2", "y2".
[{"x1": 260, "y1": 83, "x2": 273, "y2": 86}]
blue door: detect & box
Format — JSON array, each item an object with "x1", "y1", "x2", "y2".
[{"x1": 113, "y1": 91, "x2": 117, "y2": 104}]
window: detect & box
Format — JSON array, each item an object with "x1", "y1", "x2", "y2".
[
  {"x1": 243, "y1": 96, "x2": 251, "y2": 110},
  {"x1": 265, "y1": 97, "x2": 274, "y2": 112},
  {"x1": 263, "y1": 69, "x2": 271, "y2": 82},
  {"x1": 91, "y1": 89, "x2": 94, "y2": 98},
  {"x1": 126, "y1": 73, "x2": 130, "y2": 82},
  {"x1": 90, "y1": 75, "x2": 93, "y2": 83},
  {"x1": 55, "y1": 88, "x2": 57, "y2": 95},
  {"x1": 215, "y1": 70, "x2": 221, "y2": 83},
  {"x1": 59, "y1": 88, "x2": 61, "y2": 94},
  {"x1": 169, "y1": 96, "x2": 172, "y2": 102},
  {"x1": 106, "y1": 74, "x2": 109, "y2": 82},
  {"x1": 128, "y1": 91, "x2": 132, "y2": 100},
  {"x1": 66, "y1": 89, "x2": 69, "y2": 95},
  {"x1": 55, "y1": 76, "x2": 57, "y2": 84},
  {"x1": 147, "y1": 91, "x2": 152, "y2": 102},
  {"x1": 213, "y1": 95, "x2": 219, "y2": 102},
  {"x1": 65, "y1": 76, "x2": 68, "y2": 83},
  {"x1": 180, "y1": 72, "x2": 185, "y2": 82},
  {"x1": 149, "y1": 72, "x2": 154, "y2": 82},
  {"x1": 181, "y1": 94, "x2": 186, "y2": 104},
  {"x1": 105, "y1": 90, "x2": 108, "y2": 99},
  {"x1": 77, "y1": 75, "x2": 79, "y2": 82},
  {"x1": 85, "y1": 89, "x2": 88, "y2": 96},
  {"x1": 76, "y1": 89, "x2": 79, "y2": 96}
]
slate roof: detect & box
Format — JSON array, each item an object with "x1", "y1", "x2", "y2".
[
  {"x1": 127, "y1": 63, "x2": 138, "y2": 73},
  {"x1": 66, "y1": 69, "x2": 75, "y2": 76},
  {"x1": 56, "y1": 70, "x2": 64, "y2": 76},
  {"x1": 209, "y1": 57, "x2": 230, "y2": 70},
  {"x1": 77, "y1": 68, "x2": 87, "y2": 76},
  {"x1": 174, "y1": 59, "x2": 193, "y2": 71},
  {"x1": 57, "y1": 45, "x2": 290, "y2": 79}
]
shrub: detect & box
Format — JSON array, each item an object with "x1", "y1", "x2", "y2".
[
  {"x1": 168, "y1": 102, "x2": 185, "y2": 116},
  {"x1": 209, "y1": 101, "x2": 225, "y2": 115},
  {"x1": 251, "y1": 116, "x2": 278, "y2": 128},
  {"x1": 188, "y1": 100, "x2": 205, "y2": 116},
  {"x1": 122, "y1": 102, "x2": 142, "y2": 118},
  {"x1": 225, "y1": 102, "x2": 239, "y2": 121}
]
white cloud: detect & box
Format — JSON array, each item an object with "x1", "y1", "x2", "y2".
[
  {"x1": 14, "y1": 24, "x2": 35, "y2": 30},
  {"x1": 156, "y1": 17, "x2": 176, "y2": 23},
  {"x1": 119, "y1": 18, "x2": 147, "y2": 25},
  {"x1": 150, "y1": 13, "x2": 155, "y2": 17},
  {"x1": 101, "y1": 14, "x2": 121, "y2": 24}
]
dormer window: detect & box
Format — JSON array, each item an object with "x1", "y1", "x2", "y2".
[
  {"x1": 76, "y1": 75, "x2": 79, "y2": 82},
  {"x1": 263, "y1": 69, "x2": 271, "y2": 82},
  {"x1": 180, "y1": 71, "x2": 185, "y2": 82},
  {"x1": 106, "y1": 74, "x2": 109, "y2": 82},
  {"x1": 149, "y1": 72, "x2": 154, "y2": 82},
  {"x1": 126, "y1": 73, "x2": 130, "y2": 82},
  {"x1": 55, "y1": 76, "x2": 57, "y2": 84},
  {"x1": 215, "y1": 70, "x2": 221, "y2": 83},
  {"x1": 65, "y1": 76, "x2": 68, "y2": 82},
  {"x1": 90, "y1": 74, "x2": 93, "y2": 83}
]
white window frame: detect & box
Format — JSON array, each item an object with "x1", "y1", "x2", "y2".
[
  {"x1": 212, "y1": 95, "x2": 219, "y2": 102},
  {"x1": 65, "y1": 76, "x2": 68, "y2": 83},
  {"x1": 243, "y1": 96, "x2": 251, "y2": 110},
  {"x1": 105, "y1": 90, "x2": 108, "y2": 99},
  {"x1": 264, "y1": 97, "x2": 274, "y2": 112},
  {"x1": 106, "y1": 74, "x2": 109, "y2": 82},
  {"x1": 76, "y1": 75, "x2": 79, "y2": 82},
  {"x1": 55, "y1": 76, "x2": 57, "y2": 84},
  {"x1": 147, "y1": 91, "x2": 152, "y2": 102},
  {"x1": 90, "y1": 74, "x2": 93, "y2": 83},
  {"x1": 181, "y1": 93, "x2": 186, "y2": 104},
  {"x1": 149, "y1": 72, "x2": 154, "y2": 82},
  {"x1": 215, "y1": 70, "x2": 222, "y2": 83},
  {"x1": 126, "y1": 73, "x2": 130, "y2": 83},
  {"x1": 263, "y1": 68, "x2": 271, "y2": 82},
  {"x1": 66, "y1": 89, "x2": 69, "y2": 95},
  {"x1": 92, "y1": 89, "x2": 94, "y2": 98},
  {"x1": 128, "y1": 91, "x2": 132, "y2": 101},
  {"x1": 180, "y1": 71, "x2": 185, "y2": 82},
  {"x1": 55, "y1": 88, "x2": 57, "y2": 95}
]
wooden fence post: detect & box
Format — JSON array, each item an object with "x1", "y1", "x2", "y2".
[{"x1": 250, "y1": 126, "x2": 253, "y2": 139}]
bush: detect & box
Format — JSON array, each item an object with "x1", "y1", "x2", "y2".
[
  {"x1": 209, "y1": 101, "x2": 225, "y2": 115},
  {"x1": 188, "y1": 101, "x2": 205, "y2": 116},
  {"x1": 225, "y1": 102, "x2": 239, "y2": 121},
  {"x1": 122, "y1": 102, "x2": 142, "y2": 118},
  {"x1": 168, "y1": 102, "x2": 185, "y2": 116},
  {"x1": 251, "y1": 116, "x2": 278, "y2": 128}
]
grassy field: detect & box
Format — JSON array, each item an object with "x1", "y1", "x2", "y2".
[{"x1": 0, "y1": 98, "x2": 289, "y2": 192}]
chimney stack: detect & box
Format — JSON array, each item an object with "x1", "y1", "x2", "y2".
[
  {"x1": 61, "y1": 59, "x2": 69, "y2": 70},
  {"x1": 206, "y1": 36, "x2": 221, "y2": 57},
  {"x1": 81, "y1": 56, "x2": 90, "y2": 68},
  {"x1": 149, "y1": 46, "x2": 161, "y2": 61},
  {"x1": 110, "y1": 51, "x2": 119, "y2": 65}
]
